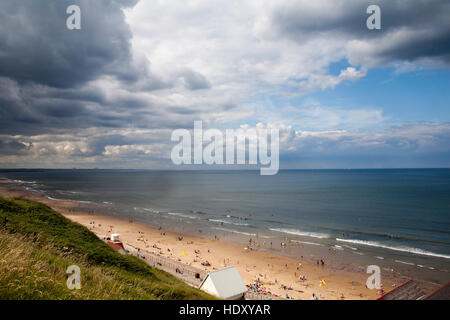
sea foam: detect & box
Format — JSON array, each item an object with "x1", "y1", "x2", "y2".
[
  {"x1": 269, "y1": 228, "x2": 330, "y2": 239},
  {"x1": 336, "y1": 238, "x2": 450, "y2": 259},
  {"x1": 213, "y1": 227, "x2": 256, "y2": 237},
  {"x1": 167, "y1": 212, "x2": 198, "y2": 219},
  {"x1": 209, "y1": 219, "x2": 249, "y2": 226}
]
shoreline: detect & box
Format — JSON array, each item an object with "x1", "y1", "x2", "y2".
[
  {"x1": 1, "y1": 173, "x2": 448, "y2": 283},
  {"x1": 0, "y1": 180, "x2": 415, "y2": 300}
]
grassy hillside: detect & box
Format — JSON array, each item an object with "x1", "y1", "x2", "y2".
[{"x1": 0, "y1": 197, "x2": 214, "y2": 300}]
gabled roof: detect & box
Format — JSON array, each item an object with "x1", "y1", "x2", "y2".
[
  {"x1": 200, "y1": 266, "x2": 247, "y2": 299},
  {"x1": 424, "y1": 282, "x2": 450, "y2": 300},
  {"x1": 107, "y1": 241, "x2": 125, "y2": 252},
  {"x1": 378, "y1": 280, "x2": 426, "y2": 300}
]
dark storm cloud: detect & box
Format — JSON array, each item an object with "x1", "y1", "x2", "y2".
[
  {"x1": 0, "y1": 0, "x2": 162, "y2": 135},
  {"x1": 0, "y1": 137, "x2": 30, "y2": 155},
  {"x1": 41, "y1": 87, "x2": 106, "y2": 105},
  {"x1": 0, "y1": 84, "x2": 140, "y2": 135},
  {"x1": 270, "y1": 0, "x2": 450, "y2": 66},
  {"x1": 0, "y1": 0, "x2": 217, "y2": 138},
  {"x1": 0, "y1": 0, "x2": 141, "y2": 88}
]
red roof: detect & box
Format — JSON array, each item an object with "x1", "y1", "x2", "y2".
[{"x1": 107, "y1": 241, "x2": 125, "y2": 251}]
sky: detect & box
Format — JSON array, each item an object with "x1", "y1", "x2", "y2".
[{"x1": 0, "y1": 0, "x2": 449, "y2": 169}]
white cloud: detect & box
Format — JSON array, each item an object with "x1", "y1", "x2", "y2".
[
  {"x1": 1, "y1": 122, "x2": 449, "y2": 169},
  {"x1": 123, "y1": 0, "x2": 359, "y2": 118},
  {"x1": 297, "y1": 67, "x2": 367, "y2": 93}
]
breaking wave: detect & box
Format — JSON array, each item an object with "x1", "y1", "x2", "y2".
[
  {"x1": 269, "y1": 228, "x2": 330, "y2": 239},
  {"x1": 336, "y1": 238, "x2": 450, "y2": 259},
  {"x1": 213, "y1": 227, "x2": 256, "y2": 237},
  {"x1": 209, "y1": 219, "x2": 249, "y2": 226}
]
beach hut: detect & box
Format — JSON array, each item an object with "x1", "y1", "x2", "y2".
[
  {"x1": 107, "y1": 234, "x2": 126, "y2": 254},
  {"x1": 107, "y1": 240, "x2": 127, "y2": 254},
  {"x1": 199, "y1": 266, "x2": 247, "y2": 300}
]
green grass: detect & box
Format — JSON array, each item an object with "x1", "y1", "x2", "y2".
[{"x1": 0, "y1": 197, "x2": 214, "y2": 300}]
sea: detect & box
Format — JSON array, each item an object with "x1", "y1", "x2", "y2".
[{"x1": 1, "y1": 168, "x2": 449, "y2": 285}]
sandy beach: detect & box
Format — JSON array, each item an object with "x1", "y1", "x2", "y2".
[{"x1": 0, "y1": 181, "x2": 402, "y2": 300}]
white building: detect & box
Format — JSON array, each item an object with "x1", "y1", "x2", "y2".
[{"x1": 199, "y1": 266, "x2": 247, "y2": 300}]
